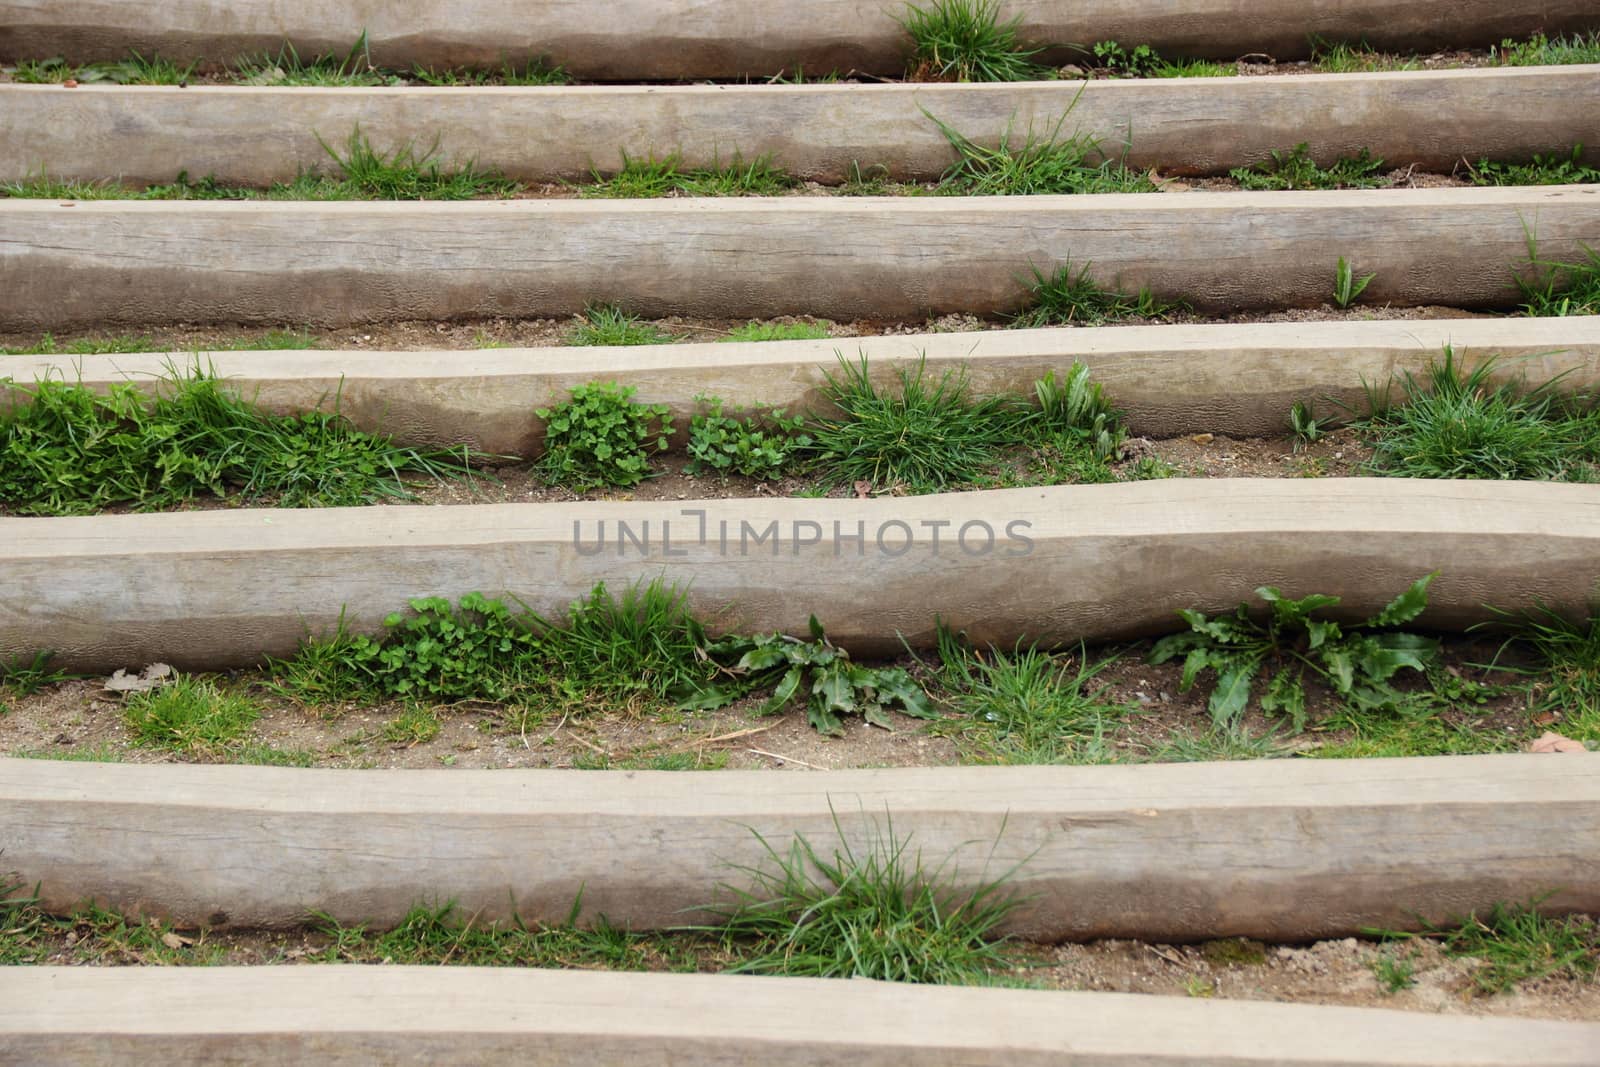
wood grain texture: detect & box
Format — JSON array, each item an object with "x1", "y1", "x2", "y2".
[
  {"x1": 2, "y1": 0, "x2": 1595, "y2": 76},
  {"x1": 3, "y1": 480, "x2": 1600, "y2": 668},
  {"x1": 3, "y1": 188, "x2": 1598, "y2": 329},
  {"x1": 2, "y1": 755, "x2": 1597, "y2": 942},
  {"x1": 4, "y1": 67, "x2": 1597, "y2": 185},
  {"x1": 7, "y1": 317, "x2": 1599, "y2": 450},
  {"x1": 3, "y1": 967, "x2": 1598, "y2": 1064}
]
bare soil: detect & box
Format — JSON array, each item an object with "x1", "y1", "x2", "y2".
[
  {"x1": 0, "y1": 304, "x2": 1494, "y2": 360},
  {"x1": 0, "y1": 634, "x2": 1568, "y2": 772}
]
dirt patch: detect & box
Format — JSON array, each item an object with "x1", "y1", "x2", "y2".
[
  {"x1": 0, "y1": 633, "x2": 1566, "y2": 772},
  {"x1": 0, "y1": 304, "x2": 1501, "y2": 357},
  {"x1": 1026, "y1": 935, "x2": 1599, "y2": 1021}
]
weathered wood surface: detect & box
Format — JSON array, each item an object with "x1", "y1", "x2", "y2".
[
  {"x1": 4, "y1": 480, "x2": 1600, "y2": 668},
  {"x1": 3, "y1": 967, "x2": 1598, "y2": 1065},
  {"x1": 2, "y1": 755, "x2": 1597, "y2": 942},
  {"x1": 4, "y1": 68, "x2": 1596, "y2": 185},
  {"x1": 2, "y1": 0, "x2": 1594, "y2": 77},
  {"x1": 3, "y1": 188, "x2": 1597, "y2": 329},
  {"x1": 7, "y1": 317, "x2": 1597, "y2": 450}
]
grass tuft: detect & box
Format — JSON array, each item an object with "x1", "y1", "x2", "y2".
[
  {"x1": 233, "y1": 33, "x2": 395, "y2": 87},
  {"x1": 1011, "y1": 261, "x2": 1181, "y2": 327},
  {"x1": 1229, "y1": 143, "x2": 1386, "y2": 191},
  {"x1": 928, "y1": 108, "x2": 1155, "y2": 196},
  {"x1": 311, "y1": 125, "x2": 520, "y2": 200},
  {"x1": 935, "y1": 627, "x2": 1127, "y2": 764},
  {"x1": 1465, "y1": 146, "x2": 1599, "y2": 187},
  {"x1": 723, "y1": 321, "x2": 831, "y2": 342},
  {"x1": 1493, "y1": 31, "x2": 1600, "y2": 67},
  {"x1": 581, "y1": 151, "x2": 795, "y2": 198},
  {"x1": 410, "y1": 58, "x2": 568, "y2": 86},
  {"x1": 1309, "y1": 38, "x2": 1419, "y2": 73},
  {"x1": 898, "y1": 0, "x2": 1049, "y2": 82},
  {"x1": 123, "y1": 676, "x2": 261, "y2": 754},
  {"x1": 708, "y1": 815, "x2": 1025, "y2": 983},
  {"x1": 0, "y1": 368, "x2": 481, "y2": 515},
  {"x1": 568, "y1": 305, "x2": 678, "y2": 347},
  {"x1": 1353, "y1": 349, "x2": 1597, "y2": 481},
  {"x1": 808, "y1": 355, "x2": 1021, "y2": 492},
  {"x1": 1401, "y1": 901, "x2": 1600, "y2": 995}
]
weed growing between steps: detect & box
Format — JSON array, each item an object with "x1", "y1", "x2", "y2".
[
  {"x1": 1149, "y1": 575, "x2": 1439, "y2": 731},
  {"x1": 1464, "y1": 146, "x2": 1600, "y2": 187},
  {"x1": 1374, "y1": 902, "x2": 1600, "y2": 995},
  {"x1": 1011, "y1": 262, "x2": 1182, "y2": 327},
  {"x1": 2, "y1": 127, "x2": 518, "y2": 202},
  {"x1": 0, "y1": 818, "x2": 1027, "y2": 986},
  {"x1": 897, "y1": 0, "x2": 1049, "y2": 82},
  {"x1": 1228, "y1": 144, "x2": 1386, "y2": 191},
  {"x1": 581, "y1": 151, "x2": 796, "y2": 197},
  {"x1": 1481, "y1": 608, "x2": 1600, "y2": 743},
  {"x1": 1517, "y1": 241, "x2": 1600, "y2": 317},
  {"x1": 686, "y1": 397, "x2": 811, "y2": 480},
  {"x1": 1, "y1": 330, "x2": 313, "y2": 356},
  {"x1": 1350, "y1": 350, "x2": 1600, "y2": 481},
  {"x1": 566, "y1": 305, "x2": 678, "y2": 346},
  {"x1": 0, "y1": 370, "x2": 482, "y2": 515},
  {"x1": 1492, "y1": 31, "x2": 1600, "y2": 67},
  {"x1": 535, "y1": 381, "x2": 673, "y2": 488},
  {"x1": 927, "y1": 108, "x2": 1154, "y2": 195},
  {"x1": 526, "y1": 355, "x2": 1142, "y2": 494}
]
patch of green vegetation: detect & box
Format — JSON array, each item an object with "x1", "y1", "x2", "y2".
[
  {"x1": 272, "y1": 581, "x2": 708, "y2": 718},
  {"x1": 0, "y1": 651, "x2": 72, "y2": 717},
  {"x1": 897, "y1": 0, "x2": 1049, "y2": 82},
  {"x1": 1028, "y1": 363, "x2": 1126, "y2": 460},
  {"x1": 10, "y1": 744, "x2": 126, "y2": 763},
  {"x1": 928, "y1": 109, "x2": 1155, "y2": 195},
  {"x1": 575, "y1": 750, "x2": 731, "y2": 771},
  {"x1": 1517, "y1": 239, "x2": 1600, "y2": 317},
  {"x1": 1309, "y1": 38, "x2": 1419, "y2": 73},
  {"x1": 123, "y1": 676, "x2": 261, "y2": 754},
  {"x1": 709, "y1": 815, "x2": 1024, "y2": 982},
  {"x1": 1150, "y1": 57, "x2": 1235, "y2": 78},
  {"x1": 383, "y1": 705, "x2": 442, "y2": 745},
  {"x1": 1011, "y1": 261, "x2": 1182, "y2": 327},
  {"x1": 1088, "y1": 40, "x2": 1160, "y2": 77},
  {"x1": 12, "y1": 52, "x2": 196, "y2": 85},
  {"x1": 308, "y1": 126, "x2": 521, "y2": 200},
  {"x1": 1383, "y1": 902, "x2": 1599, "y2": 995},
  {"x1": 222, "y1": 329, "x2": 316, "y2": 351},
  {"x1": 0, "y1": 369, "x2": 481, "y2": 515},
  {"x1": 235, "y1": 744, "x2": 318, "y2": 767},
  {"x1": 1486, "y1": 607, "x2": 1600, "y2": 743},
  {"x1": 1466, "y1": 146, "x2": 1599, "y2": 187},
  {"x1": 679, "y1": 617, "x2": 934, "y2": 736},
  {"x1": 535, "y1": 380, "x2": 672, "y2": 489},
  {"x1": 1309, "y1": 705, "x2": 1521, "y2": 759},
  {"x1": 722, "y1": 321, "x2": 831, "y2": 342},
  {"x1": 567, "y1": 305, "x2": 678, "y2": 347},
  {"x1": 1353, "y1": 350, "x2": 1599, "y2": 481},
  {"x1": 1201, "y1": 938, "x2": 1268, "y2": 966},
  {"x1": 1144, "y1": 727, "x2": 1287, "y2": 762},
  {"x1": 1371, "y1": 951, "x2": 1417, "y2": 993},
  {"x1": 807, "y1": 355, "x2": 1020, "y2": 492},
  {"x1": 1333, "y1": 256, "x2": 1376, "y2": 309},
  {"x1": 581, "y1": 151, "x2": 795, "y2": 198},
  {"x1": 686, "y1": 396, "x2": 810, "y2": 480},
  {"x1": 4, "y1": 126, "x2": 518, "y2": 203},
  {"x1": 1229, "y1": 143, "x2": 1386, "y2": 191},
  {"x1": 1493, "y1": 31, "x2": 1600, "y2": 67},
  {"x1": 1150, "y1": 575, "x2": 1440, "y2": 730},
  {"x1": 233, "y1": 33, "x2": 399, "y2": 87},
  {"x1": 410, "y1": 58, "x2": 569, "y2": 86},
  {"x1": 933, "y1": 627, "x2": 1127, "y2": 764},
  {"x1": 0, "y1": 883, "x2": 228, "y2": 965}
]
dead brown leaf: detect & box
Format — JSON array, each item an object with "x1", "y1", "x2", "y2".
[{"x1": 1529, "y1": 731, "x2": 1588, "y2": 754}]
